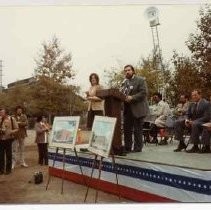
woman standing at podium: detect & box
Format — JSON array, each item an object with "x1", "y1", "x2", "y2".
[{"x1": 86, "y1": 73, "x2": 104, "y2": 130}]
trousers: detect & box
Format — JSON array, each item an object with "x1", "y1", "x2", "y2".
[
  {"x1": 0, "y1": 139, "x2": 13, "y2": 173},
  {"x1": 123, "y1": 107, "x2": 144, "y2": 151},
  {"x1": 37, "y1": 143, "x2": 48, "y2": 165},
  {"x1": 12, "y1": 138, "x2": 26, "y2": 165}
]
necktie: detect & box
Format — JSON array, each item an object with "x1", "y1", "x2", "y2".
[{"x1": 192, "y1": 103, "x2": 197, "y2": 119}]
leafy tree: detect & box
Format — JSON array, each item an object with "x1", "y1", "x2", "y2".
[
  {"x1": 0, "y1": 36, "x2": 86, "y2": 124},
  {"x1": 137, "y1": 57, "x2": 171, "y2": 99},
  {"x1": 104, "y1": 66, "x2": 125, "y2": 88},
  {"x1": 104, "y1": 56, "x2": 171, "y2": 102},
  {"x1": 186, "y1": 4, "x2": 211, "y2": 96},
  {"x1": 0, "y1": 84, "x2": 33, "y2": 114},
  {"x1": 35, "y1": 36, "x2": 74, "y2": 83},
  {"x1": 33, "y1": 36, "x2": 82, "y2": 120},
  {"x1": 168, "y1": 52, "x2": 201, "y2": 105}
]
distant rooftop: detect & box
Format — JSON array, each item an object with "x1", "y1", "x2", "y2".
[{"x1": 7, "y1": 77, "x2": 35, "y2": 89}]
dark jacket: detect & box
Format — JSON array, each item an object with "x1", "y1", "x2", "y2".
[
  {"x1": 124, "y1": 75, "x2": 149, "y2": 118},
  {"x1": 186, "y1": 99, "x2": 210, "y2": 123}
]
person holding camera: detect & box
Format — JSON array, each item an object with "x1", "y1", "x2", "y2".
[
  {"x1": 35, "y1": 116, "x2": 50, "y2": 165},
  {"x1": 12, "y1": 105, "x2": 28, "y2": 169},
  {"x1": 0, "y1": 108, "x2": 18, "y2": 175}
]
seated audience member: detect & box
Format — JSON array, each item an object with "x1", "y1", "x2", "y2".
[
  {"x1": 174, "y1": 89, "x2": 210, "y2": 153},
  {"x1": 199, "y1": 125, "x2": 211, "y2": 153},
  {"x1": 173, "y1": 94, "x2": 190, "y2": 120},
  {"x1": 198, "y1": 105, "x2": 211, "y2": 153},
  {"x1": 149, "y1": 92, "x2": 171, "y2": 145},
  {"x1": 164, "y1": 94, "x2": 190, "y2": 135}
]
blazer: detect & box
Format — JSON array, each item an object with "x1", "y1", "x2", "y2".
[
  {"x1": 186, "y1": 98, "x2": 210, "y2": 123},
  {"x1": 13, "y1": 113, "x2": 28, "y2": 139},
  {"x1": 0, "y1": 116, "x2": 19, "y2": 140},
  {"x1": 124, "y1": 75, "x2": 149, "y2": 118},
  {"x1": 35, "y1": 122, "x2": 48, "y2": 144},
  {"x1": 87, "y1": 85, "x2": 104, "y2": 111}
]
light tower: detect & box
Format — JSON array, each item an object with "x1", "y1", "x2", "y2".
[{"x1": 145, "y1": 7, "x2": 165, "y2": 95}]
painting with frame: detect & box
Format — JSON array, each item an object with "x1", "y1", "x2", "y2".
[
  {"x1": 88, "y1": 116, "x2": 117, "y2": 158},
  {"x1": 49, "y1": 116, "x2": 80, "y2": 149}
]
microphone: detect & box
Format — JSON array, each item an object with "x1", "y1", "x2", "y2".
[
  {"x1": 121, "y1": 79, "x2": 127, "y2": 87},
  {"x1": 120, "y1": 79, "x2": 130, "y2": 95}
]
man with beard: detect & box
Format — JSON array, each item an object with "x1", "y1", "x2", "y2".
[
  {"x1": 12, "y1": 106, "x2": 28, "y2": 168},
  {"x1": 122, "y1": 64, "x2": 149, "y2": 153}
]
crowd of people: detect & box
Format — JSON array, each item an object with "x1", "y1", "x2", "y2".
[
  {"x1": 86, "y1": 64, "x2": 211, "y2": 155},
  {"x1": 1, "y1": 64, "x2": 211, "y2": 174},
  {"x1": 0, "y1": 106, "x2": 50, "y2": 175}
]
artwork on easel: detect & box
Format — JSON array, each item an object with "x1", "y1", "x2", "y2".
[
  {"x1": 49, "y1": 116, "x2": 80, "y2": 149},
  {"x1": 88, "y1": 116, "x2": 117, "y2": 158},
  {"x1": 75, "y1": 130, "x2": 92, "y2": 150}
]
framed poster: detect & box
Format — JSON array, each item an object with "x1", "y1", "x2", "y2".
[
  {"x1": 49, "y1": 116, "x2": 80, "y2": 149},
  {"x1": 88, "y1": 116, "x2": 117, "y2": 158},
  {"x1": 75, "y1": 130, "x2": 92, "y2": 150}
]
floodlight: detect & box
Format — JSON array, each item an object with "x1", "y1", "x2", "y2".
[{"x1": 144, "y1": 6, "x2": 160, "y2": 27}]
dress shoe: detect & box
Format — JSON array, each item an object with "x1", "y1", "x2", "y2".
[
  {"x1": 158, "y1": 139, "x2": 168, "y2": 145},
  {"x1": 113, "y1": 148, "x2": 128, "y2": 156},
  {"x1": 124, "y1": 148, "x2": 132, "y2": 153},
  {"x1": 5, "y1": 171, "x2": 11, "y2": 175},
  {"x1": 144, "y1": 137, "x2": 151, "y2": 143},
  {"x1": 80, "y1": 148, "x2": 88, "y2": 152},
  {"x1": 21, "y1": 163, "x2": 28, "y2": 168},
  {"x1": 186, "y1": 145, "x2": 200, "y2": 153},
  {"x1": 118, "y1": 151, "x2": 127, "y2": 156},
  {"x1": 164, "y1": 137, "x2": 169, "y2": 141},
  {"x1": 174, "y1": 142, "x2": 187, "y2": 152},
  {"x1": 199, "y1": 146, "x2": 211, "y2": 153},
  {"x1": 150, "y1": 138, "x2": 158, "y2": 144},
  {"x1": 0, "y1": 171, "x2": 4, "y2": 175},
  {"x1": 132, "y1": 148, "x2": 142, "y2": 153}
]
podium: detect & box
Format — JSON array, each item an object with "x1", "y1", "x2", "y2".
[{"x1": 96, "y1": 88, "x2": 126, "y2": 155}]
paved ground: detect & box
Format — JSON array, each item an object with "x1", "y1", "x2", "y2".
[{"x1": 0, "y1": 130, "x2": 129, "y2": 204}]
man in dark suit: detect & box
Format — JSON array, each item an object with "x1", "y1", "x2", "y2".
[
  {"x1": 122, "y1": 64, "x2": 149, "y2": 153},
  {"x1": 174, "y1": 89, "x2": 210, "y2": 153},
  {"x1": 198, "y1": 103, "x2": 211, "y2": 153}
]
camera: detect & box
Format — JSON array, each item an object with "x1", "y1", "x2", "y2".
[
  {"x1": 0, "y1": 129, "x2": 5, "y2": 135},
  {"x1": 34, "y1": 172, "x2": 43, "y2": 184}
]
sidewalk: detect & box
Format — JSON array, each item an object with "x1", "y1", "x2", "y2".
[{"x1": 0, "y1": 130, "x2": 129, "y2": 204}]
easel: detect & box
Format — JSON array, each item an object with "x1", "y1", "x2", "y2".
[
  {"x1": 84, "y1": 153, "x2": 121, "y2": 203},
  {"x1": 46, "y1": 146, "x2": 86, "y2": 194}
]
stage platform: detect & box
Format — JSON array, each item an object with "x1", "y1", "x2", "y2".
[{"x1": 48, "y1": 140, "x2": 211, "y2": 203}]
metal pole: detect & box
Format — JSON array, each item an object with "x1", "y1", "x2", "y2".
[
  {"x1": 94, "y1": 156, "x2": 104, "y2": 203},
  {"x1": 84, "y1": 154, "x2": 98, "y2": 202},
  {"x1": 111, "y1": 155, "x2": 121, "y2": 200},
  {"x1": 61, "y1": 148, "x2": 66, "y2": 194},
  {"x1": 46, "y1": 147, "x2": 59, "y2": 190},
  {"x1": 0, "y1": 60, "x2": 2, "y2": 93}
]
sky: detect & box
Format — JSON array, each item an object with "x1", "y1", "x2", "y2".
[{"x1": 0, "y1": 0, "x2": 209, "y2": 95}]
